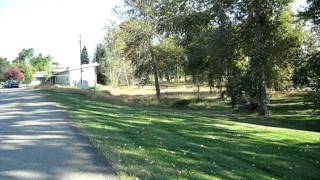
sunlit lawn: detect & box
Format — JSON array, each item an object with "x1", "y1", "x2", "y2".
[{"x1": 42, "y1": 90, "x2": 320, "y2": 179}]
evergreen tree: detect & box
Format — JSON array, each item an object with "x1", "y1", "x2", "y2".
[
  {"x1": 81, "y1": 46, "x2": 90, "y2": 65},
  {"x1": 93, "y1": 43, "x2": 108, "y2": 84}
]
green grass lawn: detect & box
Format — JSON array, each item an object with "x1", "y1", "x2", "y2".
[{"x1": 42, "y1": 90, "x2": 320, "y2": 179}]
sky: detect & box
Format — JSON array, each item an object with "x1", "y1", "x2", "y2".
[
  {"x1": 0, "y1": 0, "x2": 123, "y2": 67},
  {"x1": 0, "y1": 0, "x2": 307, "y2": 67}
]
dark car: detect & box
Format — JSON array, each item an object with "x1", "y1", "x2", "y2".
[{"x1": 4, "y1": 80, "x2": 19, "y2": 88}]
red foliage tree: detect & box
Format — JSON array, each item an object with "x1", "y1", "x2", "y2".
[{"x1": 4, "y1": 67, "x2": 24, "y2": 81}]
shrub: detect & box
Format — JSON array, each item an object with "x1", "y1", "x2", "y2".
[{"x1": 4, "y1": 67, "x2": 24, "y2": 81}]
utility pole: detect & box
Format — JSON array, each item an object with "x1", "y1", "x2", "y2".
[{"x1": 79, "y1": 34, "x2": 82, "y2": 88}]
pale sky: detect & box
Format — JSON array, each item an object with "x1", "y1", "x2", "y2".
[
  {"x1": 0, "y1": 0, "x2": 123, "y2": 67},
  {"x1": 0, "y1": 0, "x2": 307, "y2": 67}
]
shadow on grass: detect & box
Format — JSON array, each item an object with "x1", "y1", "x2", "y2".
[
  {"x1": 172, "y1": 96, "x2": 320, "y2": 132},
  {"x1": 42, "y1": 90, "x2": 320, "y2": 179}
]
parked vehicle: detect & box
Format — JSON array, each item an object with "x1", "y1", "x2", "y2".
[{"x1": 4, "y1": 80, "x2": 19, "y2": 88}]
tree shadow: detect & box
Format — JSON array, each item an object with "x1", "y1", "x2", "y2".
[{"x1": 42, "y1": 90, "x2": 320, "y2": 179}]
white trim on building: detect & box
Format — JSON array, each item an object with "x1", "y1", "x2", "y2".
[{"x1": 50, "y1": 63, "x2": 99, "y2": 89}]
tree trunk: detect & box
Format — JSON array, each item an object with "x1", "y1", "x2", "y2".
[
  {"x1": 184, "y1": 65, "x2": 187, "y2": 83},
  {"x1": 229, "y1": 79, "x2": 236, "y2": 109},
  {"x1": 132, "y1": 76, "x2": 135, "y2": 87},
  {"x1": 115, "y1": 68, "x2": 122, "y2": 87},
  {"x1": 255, "y1": 7, "x2": 268, "y2": 116},
  {"x1": 224, "y1": 71, "x2": 236, "y2": 108},
  {"x1": 197, "y1": 84, "x2": 200, "y2": 99},
  {"x1": 176, "y1": 64, "x2": 179, "y2": 82},
  {"x1": 109, "y1": 70, "x2": 113, "y2": 85},
  {"x1": 153, "y1": 62, "x2": 161, "y2": 100},
  {"x1": 258, "y1": 69, "x2": 268, "y2": 115},
  {"x1": 208, "y1": 78, "x2": 214, "y2": 94},
  {"x1": 148, "y1": 38, "x2": 161, "y2": 100},
  {"x1": 122, "y1": 58, "x2": 130, "y2": 87},
  {"x1": 130, "y1": 66, "x2": 135, "y2": 87}
]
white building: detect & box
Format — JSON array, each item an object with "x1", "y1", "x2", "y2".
[
  {"x1": 50, "y1": 63, "x2": 99, "y2": 89},
  {"x1": 31, "y1": 71, "x2": 47, "y2": 86}
]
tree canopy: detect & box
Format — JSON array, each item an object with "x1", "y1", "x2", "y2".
[{"x1": 94, "y1": 0, "x2": 319, "y2": 112}]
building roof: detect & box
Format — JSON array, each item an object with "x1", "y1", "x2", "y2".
[
  {"x1": 52, "y1": 62, "x2": 99, "y2": 76},
  {"x1": 34, "y1": 71, "x2": 46, "y2": 78}
]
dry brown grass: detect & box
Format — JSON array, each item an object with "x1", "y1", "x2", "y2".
[
  {"x1": 268, "y1": 90, "x2": 308, "y2": 98},
  {"x1": 100, "y1": 84, "x2": 214, "y2": 98},
  {"x1": 39, "y1": 84, "x2": 308, "y2": 108},
  {"x1": 39, "y1": 84, "x2": 219, "y2": 106}
]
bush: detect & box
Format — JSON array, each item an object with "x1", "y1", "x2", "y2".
[
  {"x1": 306, "y1": 91, "x2": 320, "y2": 109},
  {"x1": 171, "y1": 99, "x2": 191, "y2": 108},
  {"x1": 4, "y1": 67, "x2": 24, "y2": 81}
]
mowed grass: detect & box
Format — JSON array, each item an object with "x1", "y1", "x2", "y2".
[{"x1": 42, "y1": 90, "x2": 320, "y2": 179}]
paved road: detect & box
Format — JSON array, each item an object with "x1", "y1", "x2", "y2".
[{"x1": 0, "y1": 88, "x2": 116, "y2": 180}]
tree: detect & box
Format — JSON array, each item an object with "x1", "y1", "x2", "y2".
[
  {"x1": 120, "y1": 18, "x2": 160, "y2": 94},
  {"x1": 0, "y1": 57, "x2": 9, "y2": 66},
  {"x1": 299, "y1": 0, "x2": 320, "y2": 33},
  {"x1": 154, "y1": 37, "x2": 185, "y2": 82},
  {"x1": 157, "y1": 0, "x2": 246, "y2": 106},
  {"x1": 81, "y1": 46, "x2": 90, "y2": 65},
  {"x1": 292, "y1": 32, "x2": 317, "y2": 88},
  {"x1": 12, "y1": 48, "x2": 36, "y2": 83},
  {"x1": 239, "y1": 0, "x2": 302, "y2": 115},
  {"x1": 122, "y1": 0, "x2": 161, "y2": 100},
  {"x1": 299, "y1": 0, "x2": 320, "y2": 108},
  {"x1": 16, "y1": 63, "x2": 34, "y2": 84},
  {"x1": 10, "y1": 48, "x2": 55, "y2": 83},
  {"x1": 0, "y1": 57, "x2": 10, "y2": 81},
  {"x1": 30, "y1": 54, "x2": 52, "y2": 79},
  {"x1": 97, "y1": 25, "x2": 136, "y2": 86},
  {"x1": 306, "y1": 51, "x2": 320, "y2": 108},
  {"x1": 93, "y1": 43, "x2": 108, "y2": 84},
  {"x1": 4, "y1": 67, "x2": 24, "y2": 81},
  {"x1": 13, "y1": 48, "x2": 34, "y2": 63},
  {"x1": 157, "y1": 0, "x2": 303, "y2": 114}
]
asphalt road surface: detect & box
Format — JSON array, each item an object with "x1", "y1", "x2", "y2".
[{"x1": 0, "y1": 88, "x2": 116, "y2": 180}]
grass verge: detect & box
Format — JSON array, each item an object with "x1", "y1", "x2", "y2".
[{"x1": 42, "y1": 90, "x2": 320, "y2": 179}]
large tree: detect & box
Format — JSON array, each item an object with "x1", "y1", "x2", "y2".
[
  {"x1": 157, "y1": 0, "x2": 302, "y2": 114},
  {"x1": 238, "y1": 0, "x2": 302, "y2": 115},
  {"x1": 157, "y1": 0, "x2": 247, "y2": 106},
  {"x1": 122, "y1": 0, "x2": 161, "y2": 99}
]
